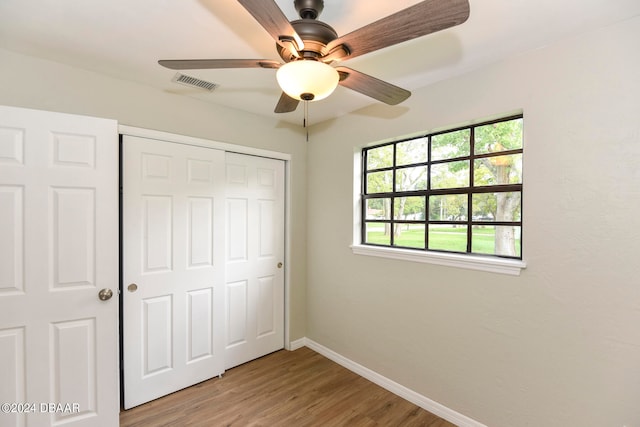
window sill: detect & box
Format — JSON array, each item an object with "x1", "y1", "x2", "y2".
[{"x1": 351, "y1": 244, "x2": 526, "y2": 276}]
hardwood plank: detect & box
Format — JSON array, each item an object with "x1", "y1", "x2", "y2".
[{"x1": 120, "y1": 347, "x2": 455, "y2": 427}]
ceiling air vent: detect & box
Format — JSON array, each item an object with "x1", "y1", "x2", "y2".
[{"x1": 172, "y1": 73, "x2": 218, "y2": 91}]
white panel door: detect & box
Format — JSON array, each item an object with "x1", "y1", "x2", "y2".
[
  {"x1": 0, "y1": 106, "x2": 119, "y2": 427},
  {"x1": 225, "y1": 153, "x2": 285, "y2": 369},
  {"x1": 122, "y1": 136, "x2": 225, "y2": 409}
]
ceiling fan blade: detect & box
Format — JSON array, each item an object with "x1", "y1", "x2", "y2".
[
  {"x1": 324, "y1": 0, "x2": 470, "y2": 61},
  {"x1": 274, "y1": 92, "x2": 300, "y2": 113},
  {"x1": 158, "y1": 59, "x2": 281, "y2": 70},
  {"x1": 336, "y1": 67, "x2": 411, "y2": 105},
  {"x1": 237, "y1": 0, "x2": 304, "y2": 53}
]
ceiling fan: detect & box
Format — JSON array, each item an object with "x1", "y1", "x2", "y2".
[{"x1": 159, "y1": 0, "x2": 470, "y2": 114}]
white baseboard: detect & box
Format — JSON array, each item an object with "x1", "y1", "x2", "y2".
[
  {"x1": 292, "y1": 338, "x2": 486, "y2": 427},
  {"x1": 288, "y1": 337, "x2": 306, "y2": 351}
]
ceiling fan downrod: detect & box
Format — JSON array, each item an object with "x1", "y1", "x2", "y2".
[{"x1": 294, "y1": 0, "x2": 324, "y2": 20}]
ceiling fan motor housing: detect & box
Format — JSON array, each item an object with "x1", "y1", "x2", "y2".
[
  {"x1": 275, "y1": 0, "x2": 336, "y2": 62},
  {"x1": 277, "y1": 19, "x2": 338, "y2": 61}
]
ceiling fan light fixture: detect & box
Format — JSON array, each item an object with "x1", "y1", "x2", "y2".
[{"x1": 276, "y1": 60, "x2": 339, "y2": 102}]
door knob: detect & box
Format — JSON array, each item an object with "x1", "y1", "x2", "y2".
[
  {"x1": 277, "y1": 262, "x2": 283, "y2": 269},
  {"x1": 98, "y1": 288, "x2": 113, "y2": 301}
]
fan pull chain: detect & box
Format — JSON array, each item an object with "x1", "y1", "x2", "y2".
[{"x1": 303, "y1": 100, "x2": 309, "y2": 142}]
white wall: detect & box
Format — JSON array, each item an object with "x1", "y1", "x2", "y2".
[
  {"x1": 306, "y1": 17, "x2": 640, "y2": 427},
  {"x1": 0, "y1": 48, "x2": 309, "y2": 341}
]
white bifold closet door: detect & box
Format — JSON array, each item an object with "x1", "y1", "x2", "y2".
[
  {"x1": 0, "y1": 105, "x2": 119, "y2": 427},
  {"x1": 122, "y1": 136, "x2": 226, "y2": 409}
]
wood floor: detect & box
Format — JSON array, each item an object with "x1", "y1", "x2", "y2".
[{"x1": 120, "y1": 347, "x2": 455, "y2": 427}]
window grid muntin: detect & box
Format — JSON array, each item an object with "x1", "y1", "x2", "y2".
[{"x1": 362, "y1": 115, "x2": 523, "y2": 259}]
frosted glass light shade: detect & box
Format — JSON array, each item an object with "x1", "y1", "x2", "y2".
[{"x1": 276, "y1": 60, "x2": 339, "y2": 101}]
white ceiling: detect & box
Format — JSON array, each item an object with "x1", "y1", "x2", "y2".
[{"x1": 1, "y1": 0, "x2": 639, "y2": 126}]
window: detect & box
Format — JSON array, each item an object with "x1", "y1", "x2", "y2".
[{"x1": 361, "y1": 115, "x2": 523, "y2": 259}]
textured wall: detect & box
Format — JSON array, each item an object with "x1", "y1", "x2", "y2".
[{"x1": 306, "y1": 17, "x2": 640, "y2": 427}]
